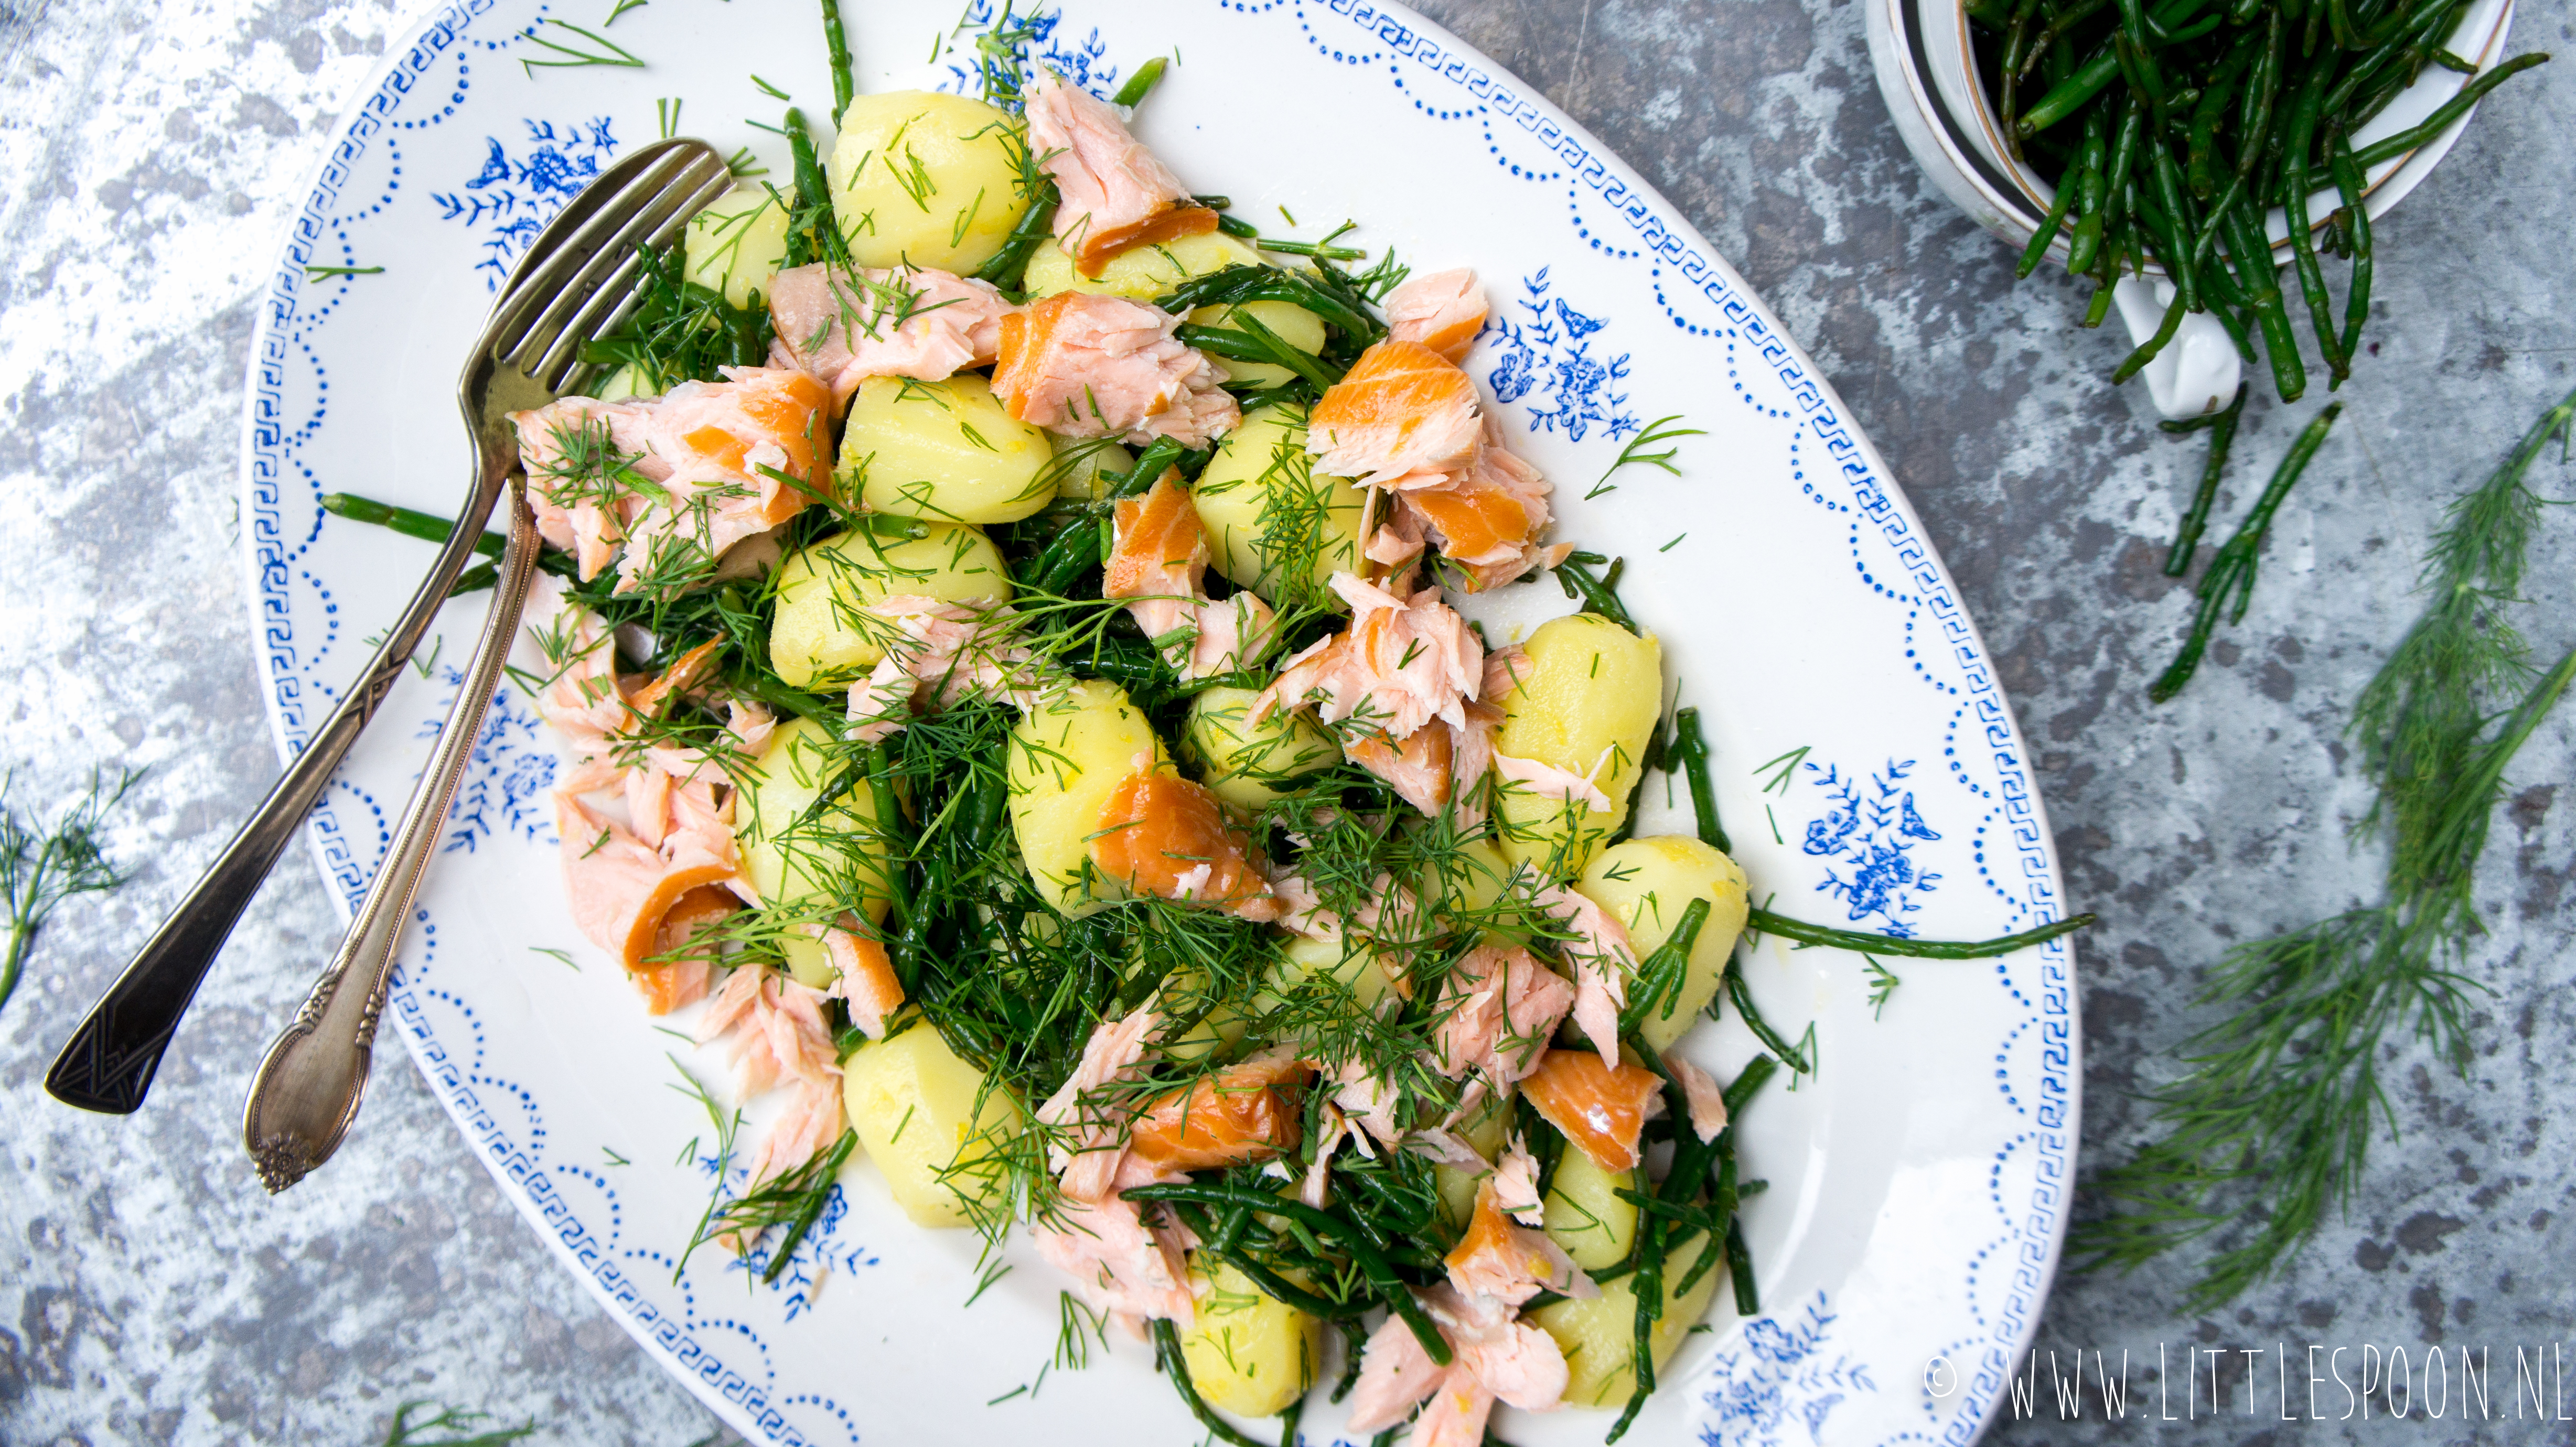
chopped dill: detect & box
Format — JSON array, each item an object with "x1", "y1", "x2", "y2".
[{"x1": 518, "y1": 18, "x2": 644, "y2": 74}]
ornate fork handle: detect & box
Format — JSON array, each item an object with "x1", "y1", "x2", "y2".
[
  {"x1": 241, "y1": 481, "x2": 542, "y2": 1192},
  {"x1": 43, "y1": 465, "x2": 510, "y2": 1115}
]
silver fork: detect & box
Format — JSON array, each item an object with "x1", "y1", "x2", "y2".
[
  {"x1": 235, "y1": 138, "x2": 736, "y2": 1192},
  {"x1": 41, "y1": 138, "x2": 732, "y2": 1126}
]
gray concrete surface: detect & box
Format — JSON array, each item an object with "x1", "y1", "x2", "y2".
[{"x1": 3, "y1": 0, "x2": 2570, "y2": 1441}]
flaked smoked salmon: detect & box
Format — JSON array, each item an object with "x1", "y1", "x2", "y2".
[
  {"x1": 516, "y1": 367, "x2": 828, "y2": 591},
  {"x1": 844, "y1": 594, "x2": 1053, "y2": 742},
  {"x1": 1384, "y1": 268, "x2": 1490, "y2": 363},
  {"x1": 1526, "y1": 876, "x2": 1641, "y2": 1067},
  {"x1": 694, "y1": 961, "x2": 845, "y2": 1182},
  {"x1": 1669, "y1": 1053, "x2": 1728, "y2": 1142},
  {"x1": 1447, "y1": 1180, "x2": 1589, "y2": 1305},
  {"x1": 1089, "y1": 770, "x2": 1280, "y2": 920},
  {"x1": 1103, "y1": 473, "x2": 1278, "y2": 679},
  {"x1": 1031, "y1": 1192, "x2": 1199, "y2": 1334},
  {"x1": 510, "y1": 397, "x2": 660, "y2": 580},
  {"x1": 1123, "y1": 1056, "x2": 1314, "y2": 1175},
  {"x1": 992, "y1": 291, "x2": 1239, "y2": 447},
  {"x1": 1519, "y1": 1048, "x2": 1663, "y2": 1173},
  {"x1": 1265, "y1": 572, "x2": 1484, "y2": 744},
  {"x1": 1023, "y1": 68, "x2": 1215, "y2": 275},
  {"x1": 1306, "y1": 339, "x2": 1484, "y2": 488},
  {"x1": 821, "y1": 923, "x2": 905, "y2": 1039},
  {"x1": 768, "y1": 262, "x2": 1016, "y2": 405},
  {"x1": 1431, "y1": 943, "x2": 1576, "y2": 1087}
]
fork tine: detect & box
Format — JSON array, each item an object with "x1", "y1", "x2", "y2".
[
  {"x1": 499, "y1": 151, "x2": 735, "y2": 384},
  {"x1": 487, "y1": 146, "x2": 716, "y2": 371},
  {"x1": 486, "y1": 145, "x2": 702, "y2": 349},
  {"x1": 492, "y1": 139, "x2": 714, "y2": 305},
  {"x1": 527, "y1": 165, "x2": 736, "y2": 390}
]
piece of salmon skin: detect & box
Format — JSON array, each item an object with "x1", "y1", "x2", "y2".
[
  {"x1": 1089, "y1": 770, "x2": 1276, "y2": 914},
  {"x1": 1124, "y1": 1056, "x2": 1314, "y2": 1174},
  {"x1": 1519, "y1": 1048, "x2": 1663, "y2": 1173}
]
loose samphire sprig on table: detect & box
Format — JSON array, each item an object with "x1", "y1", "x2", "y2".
[{"x1": 1973, "y1": 0, "x2": 2549, "y2": 399}]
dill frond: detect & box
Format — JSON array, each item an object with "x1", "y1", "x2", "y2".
[
  {"x1": 2, "y1": 766, "x2": 143, "y2": 1015},
  {"x1": 2074, "y1": 382, "x2": 2576, "y2": 1304}
]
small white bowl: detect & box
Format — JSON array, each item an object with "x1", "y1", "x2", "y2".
[{"x1": 1866, "y1": 0, "x2": 2519, "y2": 416}]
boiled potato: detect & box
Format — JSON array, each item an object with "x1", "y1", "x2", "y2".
[
  {"x1": 842, "y1": 1022, "x2": 1026, "y2": 1228},
  {"x1": 1275, "y1": 931, "x2": 1401, "y2": 1015},
  {"x1": 1542, "y1": 1142, "x2": 1640, "y2": 1270},
  {"x1": 1021, "y1": 229, "x2": 1265, "y2": 299},
  {"x1": 1423, "y1": 833, "x2": 1518, "y2": 925},
  {"x1": 843, "y1": 374, "x2": 1056, "y2": 525},
  {"x1": 829, "y1": 91, "x2": 1031, "y2": 273},
  {"x1": 1432, "y1": 1093, "x2": 1515, "y2": 1231},
  {"x1": 683, "y1": 182, "x2": 792, "y2": 308},
  {"x1": 735, "y1": 718, "x2": 897, "y2": 987},
  {"x1": 1049, "y1": 438, "x2": 1135, "y2": 502},
  {"x1": 1192, "y1": 405, "x2": 1366, "y2": 610},
  {"x1": 1179, "y1": 1260, "x2": 1322, "y2": 1417},
  {"x1": 1533, "y1": 1229, "x2": 1724, "y2": 1407},
  {"x1": 1187, "y1": 300, "x2": 1330, "y2": 388},
  {"x1": 1491, "y1": 614, "x2": 1663, "y2": 879},
  {"x1": 1576, "y1": 836, "x2": 1752, "y2": 1053},
  {"x1": 1007, "y1": 679, "x2": 1167, "y2": 915},
  {"x1": 1184, "y1": 686, "x2": 1338, "y2": 809},
  {"x1": 769, "y1": 521, "x2": 1011, "y2": 689},
  {"x1": 1158, "y1": 962, "x2": 1252, "y2": 1063}
]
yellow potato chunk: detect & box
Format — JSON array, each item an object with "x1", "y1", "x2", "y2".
[
  {"x1": 683, "y1": 182, "x2": 792, "y2": 309},
  {"x1": 1532, "y1": 1229, "x2": 1724, "y2": 1407},
  {"x1": 1006, "y1": 679, "x2": 1167, "y2": 915},
  {"x1": 1049, "y1": 438, "x2": 1135, "y2": 502},
  {"x1": 1576, "y1": 836, "x2": 1752, "y2": 1052},
  {"x1": 829, "y1": 91, "x2": 1031, "y2": 273},
  {"x1": 734, "y1": 718, "x2": 897, "y2": 987},
  {"x1": 842, "y1": 373, "x2": 1056, "y2": 525},
  {"x1": 1423, "y1": 833, "x2": 1518, "y2": 926},
  {"x1": 1491, "y1": 613, "x2": 1664, "y2": 879},
  {"x1": 769, "y1": 521, "x2": 1011, "y2": 689},
  {"x1": 1020, "y1": 229, "x2": 1265, "y2": 299},
  {"x1": 1275, "y1": 931, "x2": 1401, "y2": 1016},
  {"x1": 1542, "y1": 1143, "x2": 1640, "y2": 1270},
  {"x1": 1184, "y1": 686, "x2": 1338, "y2": 809},
  {"x1": 1186, "y1": 300, "x2": 1330, "y2": 388},
  {"x1": 1179, "y1": 1260, "x2": 1322, "y2": 1417},
  {"x1": 842, "y1": 1023, "x2": 1026, "y2": 1228},
  {"x1": 1191, "y1": 404, "x2": 1366, "y2": 610}
]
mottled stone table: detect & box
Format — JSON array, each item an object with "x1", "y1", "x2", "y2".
[{"x1": 3, "y1": 0, "x2": 2569, "y2": 1441}]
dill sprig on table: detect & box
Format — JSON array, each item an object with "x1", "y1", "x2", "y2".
[
  {"x1": 2074, "y1": 382, "x2": 2576, "y2": 1306},
  {"x1": 2, "y1": 767, "x2": 143, "y2": 1017},
  {"x1": 379, "y1": 1399, "x2": 536, "y2": 1447}
]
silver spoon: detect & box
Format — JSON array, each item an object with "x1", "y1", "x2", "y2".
[
  {"x1": 238, "y1": 139, "x2": 736, "y2": 1191},
  {"x1": 43, "y1": 138, "x2": 732, "y2": 1119}
]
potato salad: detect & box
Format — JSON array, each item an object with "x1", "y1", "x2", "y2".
[{"x1": 495, "y1": 38, "x2": 1785, "y2": 1447}]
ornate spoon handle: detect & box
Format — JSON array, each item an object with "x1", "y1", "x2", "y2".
[
  {"x1": 240, "y1": 482, "x2": 541, "y2": 1192},
  {"x1": 44, "y1": 465, "x2": 509, "y2": 1115}
]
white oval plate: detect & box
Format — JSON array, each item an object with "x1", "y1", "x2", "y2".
[{"x1": 237, "y1": 2, "x2": 2079, "y2": 1443}]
